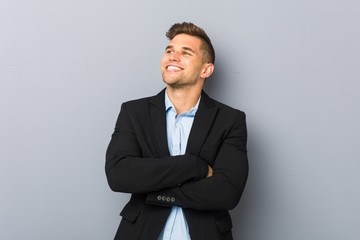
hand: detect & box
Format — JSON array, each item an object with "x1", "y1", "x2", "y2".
[{"x1": 207, "y1": 165, "x2": 213, "y2": 178}]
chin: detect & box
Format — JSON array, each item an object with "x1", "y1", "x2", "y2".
[{"x1": 163, "y1": 77, "x2": 179, "y2": 85}]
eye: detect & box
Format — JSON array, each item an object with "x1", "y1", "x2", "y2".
[{"x1": 183, "y1": 51, "x2": 192, "y2": 56}]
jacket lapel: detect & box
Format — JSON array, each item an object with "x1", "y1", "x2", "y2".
[
  {"x1": 149, "y1": 89, "x2": 218, "y2": 157},
  {"x1": 186, "y1": 91, "x2": 218, "y2": 155},
  {"x1": 149, "y1": 89, "x2": 170, "y2": 157}
]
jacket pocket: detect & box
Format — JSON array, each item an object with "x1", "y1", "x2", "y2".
[
  {"x1": 216, "y1": 213, "x2": 233, "y2": 234},
  {"x1": 120, "y1": 203, "x2": 140, "y2": 223}
]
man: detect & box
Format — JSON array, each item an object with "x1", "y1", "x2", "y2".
[{"x1": 106, "y1": 22, "x2": 248, "y2": 240}]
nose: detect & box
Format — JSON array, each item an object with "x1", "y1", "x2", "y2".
[{"x1": 169, "y1": 51, "x2": 180, "y2": 61}]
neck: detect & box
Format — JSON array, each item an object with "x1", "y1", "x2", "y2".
[{"x1": 166, "y1": 86, "x2": 202, "y2": 114}]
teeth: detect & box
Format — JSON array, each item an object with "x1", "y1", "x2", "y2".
[{"x1": 167, "y1": 66, "x2": 181, "y2": 71}]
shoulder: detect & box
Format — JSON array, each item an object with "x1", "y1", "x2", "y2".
[
  {"x1": 201, "y1": 91, "x2": 246, "y2": 118},
  {"x1": 123, "y1": 89, "x2": 165, "y2": 109},
  {"x1": 214, "y1": 100, "x2": 246, "y2": 126}
]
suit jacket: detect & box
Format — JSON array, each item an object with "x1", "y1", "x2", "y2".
[{"x1": 106, "y1": 89, "x2": 248, "y2": 240}]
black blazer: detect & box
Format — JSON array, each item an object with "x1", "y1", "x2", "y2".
[{"x1": 106, "y1": 89, "x2": 248, "y2": 240}]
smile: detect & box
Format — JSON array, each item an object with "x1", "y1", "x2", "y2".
[{"x1": 166, "y1": 65, "x2": 183, "y2": 71}]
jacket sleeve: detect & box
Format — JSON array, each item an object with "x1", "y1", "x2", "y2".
[
  {"x1": 105, "y1": 102, "x2": 209, "y2": 194},
  {"x1": 145, "y1": 112, "x2": 248, "y2": 210}
]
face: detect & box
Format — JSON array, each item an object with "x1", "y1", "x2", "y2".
[{"x1": 161, "y1": 34, "x2": 213, "y2": 90}]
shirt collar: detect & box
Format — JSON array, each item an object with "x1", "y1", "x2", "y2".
[{"x1": 165, "y1": 91, "x2": 201, "y2": 115}]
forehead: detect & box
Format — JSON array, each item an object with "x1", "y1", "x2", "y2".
[{"x1": 168, "y1": 34, "x2": 203, "y2": 51}]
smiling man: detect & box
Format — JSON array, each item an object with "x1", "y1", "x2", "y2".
[{"x1": 106, "y1": 22, "x2": 248, "y2": 240}]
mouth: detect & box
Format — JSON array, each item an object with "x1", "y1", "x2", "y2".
[{"x1": 166, "y1": 65, "x2": 183, "y2": 72}]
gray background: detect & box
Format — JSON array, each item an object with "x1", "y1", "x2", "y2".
[{"x1": 1, "y1": 0, "x2": 359, "y2": 239}]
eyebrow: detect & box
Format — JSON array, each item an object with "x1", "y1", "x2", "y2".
[{"x1": 165, "y1": 45, "x2": 196, "y2": 53}]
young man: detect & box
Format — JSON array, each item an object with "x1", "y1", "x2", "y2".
[{"x1": 106, "y1": 22, "x2": 248, "y2": 240}]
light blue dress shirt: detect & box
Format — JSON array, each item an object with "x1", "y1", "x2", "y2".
[{"x1": 157, "y1": 92, "x2": 200, "y2": 240}]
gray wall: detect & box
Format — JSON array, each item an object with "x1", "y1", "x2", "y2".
[{"x1": 1, "y1": 0, "x2": 359, "y2": 239}]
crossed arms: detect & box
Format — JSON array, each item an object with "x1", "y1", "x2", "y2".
[{"x1": 106, "y1": 101, "x2": 248, "y2": 211}]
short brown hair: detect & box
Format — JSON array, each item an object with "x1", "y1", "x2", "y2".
[{"x1": 166, "y1": 22, "x2": 215, "y2": 64}]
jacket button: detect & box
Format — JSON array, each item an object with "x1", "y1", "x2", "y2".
[
  {"x1": 157, "y1": 195, "x2": 162, "y2": 201},
  {"x1": 166, "y1": 197, "x2": 170, "y2": 202},
  {"x1": 171, "y1": 198, "x2": 175, "y2": 202},
  {"x1": 161, "y1": 196, "x2": 166, "y2": 201}
]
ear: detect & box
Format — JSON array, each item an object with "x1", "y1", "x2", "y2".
[{"x1": 201, "y1": 63, "x2": 214, "y2": 79}]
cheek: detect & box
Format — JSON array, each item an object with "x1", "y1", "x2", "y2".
[{"x1": 160, "y1": 57, "x2": 168, "y2": 68}]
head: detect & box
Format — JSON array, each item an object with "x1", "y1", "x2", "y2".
[
  {"x1": 166, "y1": 22, "x2": 215, "y2": 64},
  {"x1": 161, "y1": 22, "x2": 215, "y2": 90}
]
